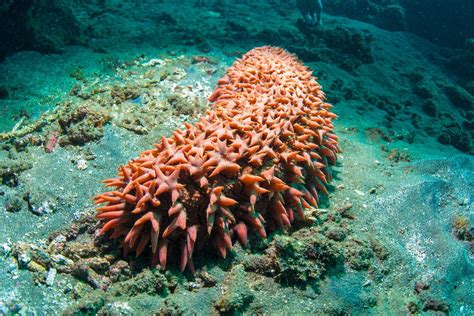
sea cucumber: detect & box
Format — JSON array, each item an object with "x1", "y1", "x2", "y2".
[{"x1": 94, "y1": 46, "x2": 340, "y2": 272}]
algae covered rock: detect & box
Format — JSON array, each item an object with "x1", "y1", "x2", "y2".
[
  {"x1": 215, "y1": 265, "x2": 255, "y2": 314},
  {"x1": 444, "y1": 85, "x2": 474, "y2": 111},
  {"x1": 4, "y1": 192, "x2": 23, "y2": 213},
  {"x1": 324, "y1": 0, "x2": 407, "y2": 31},
  {"x1": 273, "y1": 232, "x2": 343, "y2": 285},
  {"x1": 108, "y1": 268, "x2": 168, "y2": 297},
  {"x1": 0, "y1": 0, "x2": 80, "y2": 59},
  {"x1": 292, "y1": 23, "x2": 374, "y2": 70}
]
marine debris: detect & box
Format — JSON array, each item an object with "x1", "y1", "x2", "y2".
[{"x1": 95, "y1": 46, "x2": 340, "y2": 272}]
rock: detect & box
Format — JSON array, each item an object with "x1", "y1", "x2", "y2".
[
  {"x1": 407, "y1": 300, "x2": 422, "y2": 314},
  {"x1": 71, "y1": 282, "x2": 91, "y2": 300},
  {"x1": 51, "y1": 254, "x2": 74, "y2": 273},
  {"x1": 63, "y1": 241, "x2": 98, "y2": 258},
  {"x1": 197, "y1": 271, "x2": 217, "y2": 288},
  {"x1": 327, "y1": 228, "x2": 346, "y2": 241},
  {"x1": 0, "y1": 242, "x2": 12, "y2": 256},
  {"x1": 68, "y1": 292, "x2": 106, "y2": 315},
  {"x1": 99, "y1": 302, "x2": 133, "y2": 315},
  {"x1": 413, "y1": 83, "x2": 433, "y2": 99},
  {"x1": 76, "y1": 158, "x2": 88, "y2": 170},
  {"x1": 344, "y1": 238, "x2": 375, "y2": 270},
  {"x1": 46, "y1": 268, "x2": 57, "y2": 286},
  {"x1": 84, "y1": 257, "x2": 110, "y2": 274},
  {"x1": 414, "y1": 281, "x2": 429, "y2": 294},
  {"x1": 48, "y1": 235, "x2": 67, "y2": 253},
  {"x1": 325, "y1": 1, "x2": 407, "y2": 31},
  {"x1": 4, "y1": 193, "x2": 23, "y2": 212},
  {"x1": 158, "y1": 10, "x2": 179, "y2": 25},
  {"x1": 336, "y1": 203, "x2": 355, "y2": 219},
  {"x1": 27, "y1": 261, "x2": 46, "y2": 273},
  {"x1": 421, "y1": 100, "x2": 438, "y2": 117},
  {"x1": 72, "y1": 260, "x2": 110, "y2": 290},
  {"x1": 365, "y1": 127, "x2": 393, "y2": 142},
  {"x1": 7, "y1": 260, "x2": 19, "y2": 279},
  {"x1": 378, "y1": 5, "x2": 406, "y2": 31},
  {"x1": 215, "y1": 265, "x2": 254, "y2": 314},
  {"x1": 57, "y1": 106, "x2": 106, "y2": 146},
  {"x1": 29, "y1": 200, "x2": 54, "y2": 216},
  {"x1": 0, "y1": 0, "x2": 80, "y2": 59},
  {"x1": 445, "y1": 85, "x2": 474, "y2": 111},
  {"x1": 370, "y1": 239, "x2": 389, "y2": 260},
  {"x1": 422, "y1": 299, "x2": 449, "y2": 313},
  {"x1": 387, "y1": 149, "x2": 411, "y2": 163},
  {"x1": 18, "y1": 252, "x2": 31, "y2": 269},
  {"x1": 437, "y1": 126, "x2": 472, "y2": 153},
  {"x1": 0, "y1": 159, "x2": 32, "y2": 186},
  {"x1": 242, "y1": 254, "x2": 278, "y2": 277},
  {"x1": 107, "y1": 260, "x2": 131, "y2": 282},
  {"x1": 452, "y1": 214, "x2": 473, "y2": 242},
  {"x1": 108, "y1": 269, "x2": 168, "y2": 297},
  {"x1": 273, "y1": 232, "x2": 343, "y2": 284},
  {"x1": 110, "y1": 85, "x2": 140, "y2": 103}
]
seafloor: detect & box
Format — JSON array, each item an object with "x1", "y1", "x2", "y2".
[{"x1": 0, "y1": 0, "x2": 473, "y2": 315}]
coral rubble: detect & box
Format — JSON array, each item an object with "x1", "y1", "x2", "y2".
[{"x1": 95, "y1": 46, "x2": 340, "y2": 272}]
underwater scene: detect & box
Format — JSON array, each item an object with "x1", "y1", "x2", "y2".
[{"x1": 0, "y1": 0, "x2": 473, "y2": 314}]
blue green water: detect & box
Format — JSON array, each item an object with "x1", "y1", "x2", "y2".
[{"x1": 0, "y1": 1, "x2": 472, "y2": 314}]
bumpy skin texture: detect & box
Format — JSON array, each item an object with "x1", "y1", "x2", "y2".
[{"x1": 95, "y1": 46, "x2": 340, "y2": 273}]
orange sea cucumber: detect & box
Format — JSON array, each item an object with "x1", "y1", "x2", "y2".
[{"x1": 94, "y1": 46, "x2": 340, "y2": 272}]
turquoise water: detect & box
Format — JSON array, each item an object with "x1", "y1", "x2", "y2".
[{"x1": 0, "y1": 1, "x2": 472, "y2": 314}]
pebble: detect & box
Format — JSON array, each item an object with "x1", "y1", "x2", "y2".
[
  {"x1": 18, "y1": 253, "x2": 31, "y2": 268},
  {"x1": 354, "y1": 189, "x2": 366, "y2": 196},
  {"x1": 50, "y1": 234, "x2": 66, "y2": 245},
  {"x1": 7, "y1": 260, "x2": 19, "y2": 279},
  {"x1": 46, "y1": 268, "x2": 57, "y2": 286},
  {"x1": 187, "y1": 282, "x2": 200, "y2": 290},
  {"x1": 52, "y1": 254, "x2": 74, "y2": 267},
  {"x1": 104, "y1": 302, "x2": 133, "y2": 314},
  {"x1": 142, "y1": 59, "x2": 165, "y2": 67},
  {"x1": 0, "y1": 242, "x2": 12, "y2": 256},
  {"x1": 76, "y1": 158, "x2": 88, "y2": 170},
  {"x1": 30, "y1": 201, "x2": 53, "y2": 216},
  {"x1": 337, "y1": 203, "x2": 353, "y2": 212}
]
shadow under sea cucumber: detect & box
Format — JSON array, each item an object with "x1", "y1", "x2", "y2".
[{"x1": 94, "y1": 46, "x2": 340, "y2": 273}]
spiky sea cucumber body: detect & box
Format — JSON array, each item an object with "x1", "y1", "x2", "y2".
[{"x1": 94, "y1": 46, "x2": 340, "y2": 272}]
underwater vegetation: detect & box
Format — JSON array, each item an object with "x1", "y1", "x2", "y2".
[
  {"x1": 324, "y1": 0, "x2": 474, "y2": 47},
  {"x1": 0, "y1": 0, "x2": 79, "y2": 60}
]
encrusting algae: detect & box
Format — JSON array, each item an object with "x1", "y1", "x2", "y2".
[{"x1": 94, "y1": 46, "x2": 340, "y2": 272}]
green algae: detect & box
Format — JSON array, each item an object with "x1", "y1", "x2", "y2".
[
  {"x1": 0, "y1": 156, "x2": 32, "y2": 187},
  {"x1": 215, "y1": 265, "x2": 254, "y2": 314},
  {"x1": 112, "y1": 269, "x2": 168, "y2": 297},
  {"x1": 273, "y1": 232, "x2": 343, "y2": 285}
]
